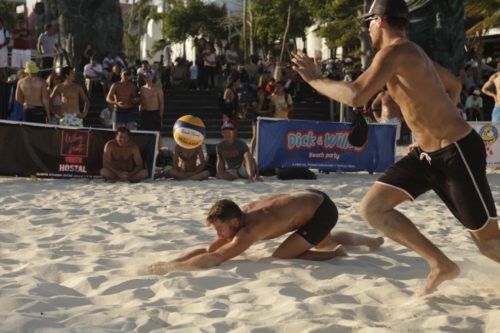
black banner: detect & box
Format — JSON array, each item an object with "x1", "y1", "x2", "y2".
[{"x1": 0, "y1": 121, "x2": 158, "y2": 179}]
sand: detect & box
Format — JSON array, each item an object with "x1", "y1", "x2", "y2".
[{"x1": 0, "y1": 168, "x2": 499, "y2": 332}]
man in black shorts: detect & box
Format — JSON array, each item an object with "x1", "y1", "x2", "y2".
[
  {"x1": 149, "y1": 190, "x2": 384, "y2": 274},
  {"x1": 292, "y1": 0, "x2": 499, "y2": 294}
]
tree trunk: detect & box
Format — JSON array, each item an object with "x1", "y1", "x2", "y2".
[
  {"x1": 276, "y1": 0, "x2": 293, "y2": 80},
  {"x1": 242, "y1": 0, "x2": 248, "y2": 64}
]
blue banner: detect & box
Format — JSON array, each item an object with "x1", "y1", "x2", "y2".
[{"x1": 257, "y1": 118, "x2": 396, "y2": 173}]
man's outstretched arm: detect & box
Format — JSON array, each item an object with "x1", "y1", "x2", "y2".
[{"x1": 149, "y1": 235, "x2": 255, "y2": 274}]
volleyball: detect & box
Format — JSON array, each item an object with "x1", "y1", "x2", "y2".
[{"x1": 173, "y1": 115, "x2": 206, "y2": 149}]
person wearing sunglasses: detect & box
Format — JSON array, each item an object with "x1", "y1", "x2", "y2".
[{"x1": 292, "y1": 0, "x2": 498, "y2": 295}]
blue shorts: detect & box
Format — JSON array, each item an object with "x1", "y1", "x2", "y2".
[
  {"x1": 114, "y1": 108, "x2": 136, "y2": 125},
  {"x1": 492, "y1": 106, "x2": 500, "y2": 122}
]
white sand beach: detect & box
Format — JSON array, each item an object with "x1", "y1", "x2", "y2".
[{"x1": 0, "y1": 167, "x2": 499, "y2": 332}]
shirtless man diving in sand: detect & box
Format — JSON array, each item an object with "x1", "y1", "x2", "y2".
[
  {"x1": 292, "y1": 0, "x2": 499, "y2": 294},
  {"x1": 148, "y1": 190, "x2": 383, "y2": 275}
]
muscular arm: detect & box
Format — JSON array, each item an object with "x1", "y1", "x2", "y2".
[
  {"x1": 292, "y1": 48, "x2": 396, "y2": 107},
  {"x1": 15, "y1": 82, "x2": 25, "y2": 105},
  {"x1": 78, "y1": 86, "x2": 90, "y2": 116},
  {"x1": 481, "y1": 74, "x2": 498, "y2": 102},
  {"x1": 132, "y1": 145, "x2": 145, "y2": 173},
  {"x1": 41, "y1": 82, "x2": 50, "y2": 121},
  {"x1": 216, "y1": 153, "x2": 225, "y2": 178},
  {"x1": 106, "y1": 83, "x2": 117, "y2": 106},
  {"x1": 172, "y1": 146, "x2": 182, "y2": 171},
  {"x1": 195, "y1": 146, "x2": 206, "y2": 172},
  {"x1": 433, "y1": 62, "x2": 461, "y2": 106}
]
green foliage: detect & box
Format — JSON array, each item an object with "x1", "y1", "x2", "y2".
[
  {"x1": 0, "y1": 0, "x2": 18, "y2": 29},
  {"x1": 464, "y1": 0, "x2": 500, "y2": 34},
  {"x1": 251, "y1": 0, "x2": 314, "y2": 49},
  {"x1": 162, "y1": 0, "x2": 227, "y2": 42}
]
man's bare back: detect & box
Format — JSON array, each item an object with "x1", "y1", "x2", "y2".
[
  {"x1": 482, "y1": 71, "x2": 500, "y2": 106},
  {"x1": 17, "y1": 76, "x2": 47, "y2": 108}
]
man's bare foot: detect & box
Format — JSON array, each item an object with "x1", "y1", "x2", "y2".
[
  {"x1": 148, "y1": 261, "x2": 171, "y2": 275},
  {"x1": 368, "y1": 237, "x2": 385, "y2": 251},
  {"x1": 421, "y1": 261, "x2": 460, "y2": 295},
  {"x1": 334, "y1": 244, "x2": 348, "y2": 257}
]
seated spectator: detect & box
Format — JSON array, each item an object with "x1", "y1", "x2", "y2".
[
  {"x1": 83, "y1": 56, "x2": 106, "y2": 98},
  {"x1": 271, "y1": 80, "x2": 294, "y2": 119},
  {"x1": 170, "y1": 58, "x2": 188, "y2": 89},
  {"x1": 50, "y1": 66, "x2": 89, "y2": 127},
  {"x1": 107, "y1": 64, "x2": 122, "y2": 90},
  {"x1": 221, "y1": 74, "x2": 244, "y2": 123},
  {"x1": 465, "y1": 89, "x2": 484, "y2": 121},
  {"x1": 100, "y1": 127, "x2": 148, "y2": 182},
  {"x1": 166, "y1": 144, "x2": 210, "y2": 180},
  {"x1": 15, "y1": 61, "x2": 51, "y2": 124},
  {"x1": 250, "y1": 87, "x2": 273, "y2": 154},
  {"x1": 216, "y1": 121, "x2": 260, "y2": 182}
]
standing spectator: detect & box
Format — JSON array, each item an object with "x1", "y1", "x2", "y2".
[
  {"x1": 465, "y1": 89, "x2": 484, "y2": 121},
  {"x1": 162, "y1": 40, "x2": 172, "y2": 89},
  {"x1": 221, "y1": 74, "x2": 241, "y2": 123},
  {"x1": 11, "y1": 17, "x2": 32, "y2": 70},
  {"x1": 102, "y1": 52, "x2": 115, "y2": 73},
  {"x1": 106, "y1": 70, "x2": 139, "y2": 130},
  {"x1": 203, "y1": 44, "x2": 217, "y2": 89},
  {"x1": 83, "y1": 56, "x2": 106, "y2": 98},
  {"x1": 46, "y1": 70, "x2": 62, "y2": 124},
  {"x1": 107, "y1": 63, "x2": 122, "y2": 89},
  {"x1": 225, "y1": 43, "x2": 239, "y2": 73},
  {"x1": 189, "y1": 61, "x2": 199, "y2": 90},
  {"x1": 139, "y1": 72, "x2": 164, "y2": 148},
  {"x1": 271, "y1": 81, "x2": 294, "y2": 119},
  {"x1": 216, "y1": 121, "x2": 259, "y2": 182},
  {"x1": 481, "y1": 71, "x2": 500, "y2": 122},
  {"x1": 80, "y1": 42, "x2": 94, "y2": 71},
  {"x1": 0, "y1": 18, "x2": 10, "y2": 81},
  {"x1": 50, "y1": 66, "x2": 89, "y2": 127},
  {"x1": 195, "y1": 38, "x2": 207, "y2": 89},
  {"x1": 137, "y1": 60, "x2": 155, "y2": 87},
  {"x1": 37, "y1": 23, "x2": 60, "y2": 78},
  {"x1": 15, "y1": 61, "x2": 50, "y2": 123}
]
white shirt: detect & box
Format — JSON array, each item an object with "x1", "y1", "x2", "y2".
[
  {"x1": 465, "y1": 95, "x2": 483, "y2": 109},
  {"x1": 84, "y1": 63, "x2": 103, "y2": 79}
]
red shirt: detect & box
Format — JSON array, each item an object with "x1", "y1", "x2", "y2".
[{"x1": 12, "y1": 28, "x2": 31, "y2": 49}]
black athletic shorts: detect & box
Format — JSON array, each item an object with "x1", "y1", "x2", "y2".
[
  {"x1": 377, "y1": 130, "x2": 497, "y2": 231},
  {"x1": 140, "y1": 110, "x2": 162, "y2": 132},
  {"x1": 296, "y1": 189, "x2": 338, "y2": 245},
  {"x1": 23, "y1": 106, "x2": 46, "y2": 124}
]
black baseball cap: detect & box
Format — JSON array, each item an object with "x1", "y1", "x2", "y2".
[{"x1": 361, "y1": 0, "x2": 409, "y2": 20}]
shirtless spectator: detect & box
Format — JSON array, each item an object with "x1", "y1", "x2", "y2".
[
  {"x1": 11, "y1": 18, "x2": 31, "y2": 70},
  {"x1": 139, "y1": 72, "x2": 164, "y2": 132},
  {"x1": 106, "y1": 70, "x2": 139, "y2": 129},
  {"x1": 271, "y1": 80, "x2": 294, "y2": 119},
  {"x1": 84, "y1": 56, "x2": 106, "y2": 98},
  {"x1": 15, "y1": 61, "x2": 50, "y2": 123},
  {"x1": 371, "y1": 89, "x2": 403, "y2": 140},
  {"x1": 216, "y1": 121, "x2": 260, "y2": 182},
  {"x1": 481, "y1": 71, "x2": 500, "y2": 122},
  {"x1": 50, "y1": 66, "x2": 89, "y2": 127},
  {"x1": 166, "y1": 144, "x2": 211, "y2": 180},
  {"x1": 100, "y1": 127, "x2": 149, "y2": 182},
  {"x1": 149, "y1": 189, "x2": 384, "y2": 274}
]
